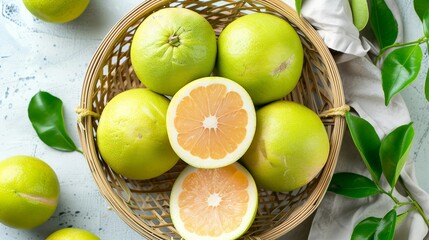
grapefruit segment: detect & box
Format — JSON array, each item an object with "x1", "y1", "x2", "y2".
[
  {"x1": 167, "y1": 77, "x2": 256, "y2": 168},
  {"x1": 170, "y1": 162, "x2": 258, "y2": 240}
]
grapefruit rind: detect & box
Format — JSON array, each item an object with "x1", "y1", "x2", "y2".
[
  {"x1": 216, "y1": 13, "x2": 304, "y2": 105},
  {"x1": 241, "y1": 101, "x2": 330, "y2": 192},
  {"x1": 96, "y1": 89, "x2": 179, "y2": 180},
  {"x1": 166, "y1": 77, "x2": 256, "y2": 169},
  {"x1": 130, "y1": 8, "x2": 217, "y2": 96},
  {"x1": 169, "y1": 162, "x2": 258, "y2": 240}
]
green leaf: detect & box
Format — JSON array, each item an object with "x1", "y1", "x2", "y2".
[
  {"x1": 382, "y1": 45, "x2": 423, "y2": 106},
  {"x1": 350, "y1": 0, "x2": 370, "y2": 31},
  {"x1": 346, "y1": 112, "x2": 382, "y2": 182},
  {"x1": 423, "y1": 11, "x2": 429, "y2": 38},
  {"x1": 352, "y1": 217, "x2": 381, "y2": 240},
  {"x1": 370, "y1": 0, "x2": 398, "y2": 49},
  {"x1": 351, "y1": 211, "x2": 407, "y2": 240},
  {"x1": 425, "y1": 68, "x2": 429, "y2": 102},
  {"x1": 374, "y1": 209, "x2": 397, "y2": 240},
  {"x1": 426, "y1": 42, "x2": 429, "y2": 102},
  {"x1": 414, "y1": 0, "x2": 429, "y2": 21},
  {"x1": 328, "y1": 172, "x2": 381, "y2": 198},
  {"x1": 295, "y1": 0, "x2": 303, "y2": 15},
  {"x1": 380, "y1": 123, "x2": 414, "y2": 188},
  {"x1": 28, "y1": 91, "x2": 78, "y2": 152},
  {"x1": 396, "y1": 211, "x2": 409, "y2": 227}
]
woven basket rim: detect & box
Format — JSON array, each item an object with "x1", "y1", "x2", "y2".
[{"x1": 78, "y1": 0, "x2": 346, "y2": 239}]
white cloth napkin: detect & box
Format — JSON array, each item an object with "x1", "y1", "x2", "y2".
[{"x1": 281, "y1": 0, "x2": 429, "y2": 239}]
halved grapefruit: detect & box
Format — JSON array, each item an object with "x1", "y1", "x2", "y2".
[
  {"x1": 166, "y1": 77, "x2": 256, "y2": 168},
  {"x1": 169, "y1": 162, "x2": 258, "y2": 240}
]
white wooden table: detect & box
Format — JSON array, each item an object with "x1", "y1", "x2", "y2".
[{"x1": 0, "y1": 0, "x2": 427, "y2": 239}]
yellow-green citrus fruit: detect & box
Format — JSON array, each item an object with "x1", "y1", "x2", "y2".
[
  {"x1": 46, "y1": 227, "x2": 100, "y2": 240},
  {"x1": 130, "y1": 8, "x2": 217, "y2": 96},
  {"x1": 0, "y1": 156, "x2": 60, "y2": 229},
  {"x1": 22, "y1": 0, "x2": 90, "y2": 23},
  {"x1": 96, "y1": 88, "x2": 179, "y2": 180},
  {"x1": 216, "y1": 13, "x2": 304, "y2": 105},
  {"x1": 240, "y1": 101, "x2": 330, "y2": 192},
  {"x1": 170, "y1": 162, "x2": 258, "y2": 240}
]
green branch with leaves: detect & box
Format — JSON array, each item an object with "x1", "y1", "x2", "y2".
[
  {"x1": 328, "y1": 112, "x2": 429, "y2": 239},
  {"x1": 327, "y1": 2, "x2": 429, "y2": 237},
  {"x1": 370, "y1": 0, "x2": 429, "y2": 105},
  {"x1": 292, "y1": 1, "x2": 429, "y2": 238},
  {"x1": 296, "y1": 0, "x2": 429, "y2": 104}
]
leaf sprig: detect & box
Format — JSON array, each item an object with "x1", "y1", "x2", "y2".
[
  {"x1": 371, "y1": 0, "x2": 429, "y2": 105},
  {"x1": 328, "y1": 112, "x2": 428, "y2": 239}
]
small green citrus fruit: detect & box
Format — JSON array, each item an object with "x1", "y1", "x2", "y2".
[
  {"x1": 22, "y1": 0, "x2": 90, "y2": 23},
  {"x1": 0, "y1": 155, "x2": 60, "y2": 229},
  {"x1": 46, "y1": 227, "x2": 100, "y2": 240}
]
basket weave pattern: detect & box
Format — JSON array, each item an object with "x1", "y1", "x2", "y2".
[{"x1": 78, "y1": 0, "x2": 346, "y2": 239}]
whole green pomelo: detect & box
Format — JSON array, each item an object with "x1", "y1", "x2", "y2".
[
  {"x1": 22, "y1": 0, "x2": 90, "y2": 23},
  {"x1": 240, "y1": 101, "x2": 330, "y2": 192},
  {"x1": 217, "y1": 13, "x2": 304, "y2": 105},
  {"x1": 0, "y1": 155, "x2": 60, "y2": 229},
  {"x1": 46, "y1": 227, "x2": 100, "y2": 240},
  {"x1": 96, "y1": 88, "x2": 179, "y2": 180},
  {"x1": 130, "y1": 8, "x2": 217, "y2": 96}
]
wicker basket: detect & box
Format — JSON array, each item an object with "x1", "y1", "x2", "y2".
[{"x1": 77, "y1": 0, "x2": 346, "y2": 239}]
